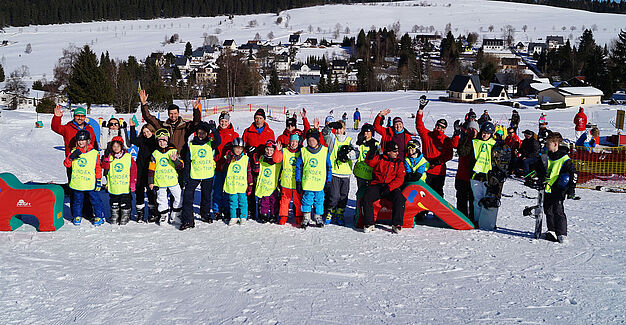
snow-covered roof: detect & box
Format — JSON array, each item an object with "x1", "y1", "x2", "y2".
[
  {"x1": 558, "y1": 87, "x2": 603, "y2": 97},
  {"x1": 530, "y1": 83, "x2": 553, "y2": 92}
]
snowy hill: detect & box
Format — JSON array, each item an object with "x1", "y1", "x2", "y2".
[
  {"x1": 1, "y1": 91, "x2": 625, "y2": 323},
  {"x1": 1, "y1": 0, "x2": 625, "y2": 81}
]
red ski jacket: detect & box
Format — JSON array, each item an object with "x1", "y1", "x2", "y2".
[
  {"x1": 574, "y1": 108, "x2": 587, "y2": 131},
  {"x1": 366, "y1": 154, "x2": 406, "y2": 191},
  {"x1": 52, "y1": 115, "x2": 98, "y2": 156},
  {"x1": 415, "y1": 113, "x2": 456, "y2": 176}
]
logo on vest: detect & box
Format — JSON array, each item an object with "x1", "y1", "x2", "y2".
[
  {"x1": 309, "y1": 158, "x2": 318, "y2": 168},
  {"x1": 263, "y1": 169, "x2": 272, "y2": 177},
  {"x1": 16, "y1": 199, "x2": 31, "y2": 208},
  {"x1": 77, "y1": 158, "x2": 87, "y2": 167},
  {"x1": 114, "y1": 163, "x2": 124, "y2": 173},
  {"x1": 159, "y1": 157, "x2": 169, "y2": 167},
  {"x1": 233, "y1": 164, "x2": 241, "y2": 173},
  {"x1": 289, "y1": 157, "x2": 297, "y2": 166},
  {"x1": 198, "y1": 149, "x2": 207, "y2": 158}
]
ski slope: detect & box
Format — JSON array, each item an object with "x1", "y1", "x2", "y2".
[
  {"x1": 1, "y1": 0, "x2": 625, "y2": 81},
  {"x1": 1, "y1": 91, "x2": 625, "y2": 323}
]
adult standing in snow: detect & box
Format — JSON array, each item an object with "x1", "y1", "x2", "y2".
[
  {"x1": 478, "y1": 110, "x2": 492, "y2": 125},
  {"x1": 465, "y1": 108, "x2": 476, "y2": 122},
  {"x1": 353, "y1": 108, "x2": 361, "y2": 130},
  {"x1": 213, "y1": 111, "x2": 239, "y2": 220},
  {"x1": 538, "y1": 122, "x2": 552, "y2": 149},
  {"x1": 373, "y1": 109, "x2": 412, "y2": 159},
  {"x1": 509, "y1": 110, "x2": 520, "y2": 134},
  {"x1": 100, "y1": 117, "x2": 129, "y2": 157},
  {"x1": 242, "y1": 108, "x2": 275, "y2": 219},
  {"x1": 276, "y1": 117, "x2": 303, "y2": 147},
  {"x1": 415, "y1": 99, "x2": 457, "y2": 197},
  {"x1": 455, "y1": 120, "x2": 480, "y2": 224},
  {"x1": 573, "y1": 107, "x2": 587, "y2": 141}
]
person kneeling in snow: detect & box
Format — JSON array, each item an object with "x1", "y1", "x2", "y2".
[
  {"x1": 64, "y1": 130, "x2": 107, "y2": 226},
  {"x1": 360, "y1": 141, "x2": 406, "y2": 234},
  {"x1": 148, "y1": 129, "x2": 184, "y2": 225}
]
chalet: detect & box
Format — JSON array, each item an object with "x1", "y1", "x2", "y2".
[
  {"x1": 239, "y1": 41, "x2": 260, "y2": 54},
  {"x1": 304, "y1": 38, "x2": 318, "y2": 46},
  {"x1": 487, "y1": 84, "x2": 509, "y2": 100},
  {"x1": 516, "y1": 77, "x2": 541, "y2": 97},
  {"x1": 447, "y1": 75, "x2": 486, "y2": 102},
  {"x1": 146, "y1": 52, "x2": 166, "y2": 67},
  {"x1": 274, "y1": 53, "x2": 290, "y2": 72},
  {"x1": 515, "y1": 42, "x2": 527, "y2": 52},
  {"x1": 289, "y1": 34, "x2": 301, "y2": 45},
  {"x1": 174, "y1": 56, "x2": 190, "y2": 71},
  {"x1": 501, "y1": 57, "x2": 524, "y2": 70},
  {"x1": 0, "y1": 89, "x2": 46, "y2": 109},
  {"x1": 289, "y1": 64, "x2": 321, "y2": 82},
  {"x1": 528, "y1": 42, "x2": 547, "y2": 55},
  {"x1": 222, "y1": 40, "x2": 237, "y2": 51},
  {"x1": 331, "y1": 59, "x2": 349, "y2": 81},
  {"x1": 482, "y1": 38, "x2": 505, "y2": 51},
  {"x1": 293, "y1": 75, "x2": 320, "y2": 94},
  {"x1": 195, "y1": 63, "x2": 218, "y2": 84},
  {"x1": 191, "y1": 46, "x2": 216, "y2": 64},
  {"x1": 546, "y1": 36, "x2": 564, "y2": 50},
  {"x1": 537, "y1": 86, "x2": 603, "y2": 107},
  {"x1": 492, "y1": 72, "x2": 525, "y2": 94}
]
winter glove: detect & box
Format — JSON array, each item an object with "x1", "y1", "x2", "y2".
[
  {"x1": 419, "y1": 95, "x2": 429, "y2": 110},
  {"x1": 246, "y1": 184, "x2": 253, "y2": 195},
  {"x1": 429, "y1": 159, "x2": 442, "y2": 167},
  {"x1": 296, "y1": 181, "x2": 303, "y2": 195},
  {"x1": 380, "y1": 184, "x2": 391, "y2": 197},
  {"x1": 95, "y1": 179, "x2": 102, "y2": 191},
  {"x1": 69, "y1": 149, "x2": 82, "y2": 161},
  {"x1": 208, "y1": 120, "x2": 217, "y2": 130},
  {"x1": 453, "y1": 119, "x2": 462, "y2": 136},
  {"x1": 246, "y1": 146, "x2": 257, "y2": 155}
]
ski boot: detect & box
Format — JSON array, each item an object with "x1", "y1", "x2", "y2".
[
  {"x1": 363, "y1": 224, "x2": 374, "y2": 233},
  {"x1": 179, "y1": 222, "x2": 195, "y2": 231},
  {"x1": 268, "y1": 214, "x2": 277, "y2": 224},
  {"x1": 335, "y1": 208, "x2": 346, "y2": 226},
  {"x1": 301, "y1": 212, "x2": 312, "y2": 229},
  {"x1": 258, "y1": 214, "x2": 269, "y2": 224},
  {"x1": 170, "y1": 208, "x2": 182, "y2": 224},
  {"x1": 147, "y1": 204, "x2": 159, "y2": 223},
  {"x1": 239, "y1": 217, "x2": 247, "y2": 225},
  {"x1": 93, "y1": 217, "x2": 105, "y2": 227},
  {"x1": 392, "y1": 225, "x2": 402, "y2": 234},
  {"x1": 228, "y1": 217, "x2": 239, "y2": 226},
  {"x1": 324, "y1": 208, "x2": 335, "y2": 225},
  {"x1": 201, "y1": 212, "x2": 213, "y2": 224},
  {"x1": 313, "y1": 214, "x2": 325, "y2": 227},
  {"x1": 158, "y1": 210, "x2": 169, "y2": 225},
  {"x1": 109, "y1": 205, "x2": 121, "y2": 225},
  {"x1": 120, "y1": 208, "x2": 131, "y2": 225},
  {"x1": 73, "y1": 216, "x2": 82, "y2": 226},
  {"x1": 136, "y1": 204, "x2": 145, "y2": 223},
  {"x1": 557, "y1": 235, "x2": 568, "y2": 244}
]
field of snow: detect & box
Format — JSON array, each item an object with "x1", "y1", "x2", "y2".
[
  {"x1": 1, "y1": 0, "x2": 625, "y2": 81},
  {"x1": 1, "y1": 91, "x2": 625, "y2": 323}
]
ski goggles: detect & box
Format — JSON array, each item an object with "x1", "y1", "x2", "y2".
[{"x1": 155, "y1": 129, "x2": 170, "y2": 139}]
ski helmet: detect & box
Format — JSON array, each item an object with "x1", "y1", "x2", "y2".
[
  {"x1": 155, "y1": 128, "x2": 170, "y2": 140},
  {"x1": 232, "y1": 137, "x2": 245, "y2": 148},
  {"x1": 480, "y1": 122, "x2": 496, "y2": 134},
  {"x1": 75, "y1": 130, "x2": 91, "y2": 141},
  {"x1": 406, "y1": 139, "x2": 420, "y2": 150},
  {"x1": 361, "y1": 123, "x2": 375, "y2": 134},
  {"x1": 435, "y1": 119, "x2": 448, "y2": 129}
]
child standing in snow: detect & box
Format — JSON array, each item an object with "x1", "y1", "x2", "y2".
[
  {"x1": 295, "y1": 129, "x2": 332, "y2": 228},
  {"x1": 542, "y1": 133, "x2": 577, "y2": 244},
  {"x1": 353, "y1": 123, "x2": 379, "y2": 192},
  {"x1": 277, "y1": 134, "x2": 303, "y2": 226},
  {"x1": 148, "y1": 129, "x2": 184, "y2": 225},
  {"x1": 64, "y1": 130, "x2": 107, "y2": 226},
  {"x1": 255, "y1": 140, "x2": 283, "y2": 223},
  {"x1": 323, "y1": 120, "x2": 359, "y2": 225},
  {"x1": 223, "y1": 138, "x2": 254, "y2": 225},
  {"x1": 102, "y1": 136, "x2": 137, "y2": 225}
]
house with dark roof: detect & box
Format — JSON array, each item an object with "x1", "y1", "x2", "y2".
[
  {"x1": 222, "y1": 40, "x2": 237, "y2": 51},
  {"x1": 289, "y1": 34, "x2": 300, "y2": 45},
  {"x1": 482, "y1": 38, "x2": 505, "y2": 51},
  {"x1": 174, "y1": 56, "x2": 190, "y2": 71},
  {"x1": 304, "y1": 38, "x2": 318, "y2": 46},
  {"x1": 528, "y1": 42, "x2": 547, "y2": 55},
  {"x1": 447, "y1": 75, "x2": 486, "y2": 102},
  {"x1": 487, "y1": 84, "x2": 509, "y2": 100},
  {"x1": 546, "y1": 36, "x2": 564, "y2": 50},
  {"x1": 293, "y1": 75, "x2": 320, "y2": 94}
]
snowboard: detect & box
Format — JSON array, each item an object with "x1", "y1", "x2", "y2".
[
  {"x1": 523, "y1": 188, "x2": 545, "y2": 239},
  {"x1": 475, "y1": 140, "x2": 511, "y2": 229}
]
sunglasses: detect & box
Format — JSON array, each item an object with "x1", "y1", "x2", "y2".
[{"x1": 109, "y1": 123, "x2": 120, "y2": 127}]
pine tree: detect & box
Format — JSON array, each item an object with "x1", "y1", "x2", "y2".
[
  {"x1": 0, "y1": 63, "x2": 4, "y2": 82},
  {"x1": 610, "y1": 29, "x2": 626, "y2": 89},
  {"x1": 67, "y1": 45, "x2": 109, "y2": 110},
  {"x1": 268, "y1": 68, "x2": 281, "y2": 95},
  {"x1": 318, "y1": 73, "x2": 327, "y2": 93},
  {"x1": 185, "y1": 42, "x2": 193, "y2": 57}
]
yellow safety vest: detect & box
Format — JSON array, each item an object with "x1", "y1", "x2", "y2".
[
  {"x1": 472, "y1": 138, "x2": 496, "y2": 175},
  {"x1": 70, "y1": 149, "x2": 98, "y2": 191},
  {"x1": 189, "y1": 141, "x2": 216, "y2": 180},
  {"x1": 153, "y1": 149, "x2": 179, "y2": 188},
  {"x1": 545, "y1": 155, "x2": 570, "y2": 193},
  {"x1": 301, "y1": 146, "x2": 328, "y2": 192},
  {"x1": 224, "y1": 155, "x2": 249, "y2": 194},
  {"x1": 353, "y1": 142, "x2": 377, "y2": 180},
  {"x1": 107, "y1": 153, "x2": 132, "y2": 195},
  {"x1": 330, "y1": 136, "x2": 353, "y2": 175},
  {"x1": 281, "y1": 148, "x2": 300, "y2": 189},
  {"x1": 255, "y1": 156, "x2": 282, "y2": 197},
  {"x1": 405, "y1": 156, "x2": 429, "y2": 181}
]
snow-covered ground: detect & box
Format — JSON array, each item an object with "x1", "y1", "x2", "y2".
[
  {"x1": 1, "y1": 0, "x2": 625, "y2": 81},
  {"x1": 1, "y1": 91, "x2": 625, "y2": 323}
]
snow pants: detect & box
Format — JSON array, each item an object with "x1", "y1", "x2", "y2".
[
  {"x1": 360, "y1": 184, "x2": 405, "y2": 227},
  {"x1": 455, "y1": 178, "x2": 474, "y2": 223},
  {"x1": 544, "y1": 193, "x2": 567, "y2": 236},
  {"x1": 301, "y1": 190, "x2": 325, "y2": 215},
  {"x1": 110, "y1": 193, "x2": 132, "y2": 210},
  {"x1": 279, "y1": 187, "x2": 302, "y2": 225},
  {"x1": 471, "y1": 179, "x2": 498, "y2": 230},
  {"x1": 426, "y1": 173, "x2": 446, "y2": 198},
  {"x1": 182, "y1": 177, "x2": 213, "y2": 224},
  {"x1": 327, "y1": 175, "x2": 350, "y2": 211},
  {"x1": 156, "y1": 185, "x2": 182, "y2": 214},
  {"x1": 212, "y1": 171, "x2": 227, "y2": 214},
  {"x1": 356, "y1": 177, "x2": 370, "y2": 193},
  {"x1": 72, "y1": 190, "x2": 106, "y2": 220},
  {"x1": 229, "y1": 193, "x2": 248, "y2": 220},
  {"x1": 258, "y1": 190, "x2": 280, "y2": 216}
]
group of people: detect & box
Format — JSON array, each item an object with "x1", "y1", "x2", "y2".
[{"x1": 52, "y1": 93, "x2": 578, "y2": 242}]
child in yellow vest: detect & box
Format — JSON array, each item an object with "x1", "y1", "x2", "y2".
[
  {"x1": 223, "y1": 137, "x2": 253, "y2": 225},
  {"x1": 63, "y1": 130, "x2": 107, "y2": 226},
  {"x1": 276, "y1": 134, "x2": 304, "y2": 226},
  {"x1": 148, "y1": 129, "x2": 184, "y2": 225},
  {"x1": 102, "y1": 136, "x2": 137, "y2": 225},
  {"x1": 256, "y1": 140, "x2": 283, "y2": 223}
]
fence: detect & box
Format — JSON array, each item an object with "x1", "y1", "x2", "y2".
[{"x1": 570, "y1": 145, "x2": 626, "y2": 191}]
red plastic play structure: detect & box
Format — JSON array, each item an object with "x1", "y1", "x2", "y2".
[
  {"x1": 354, "y1": 180, "x2": 474, "y2": 230},
  {"x1": 0, "y1": 173, "x2": 65, "y2": 231}
]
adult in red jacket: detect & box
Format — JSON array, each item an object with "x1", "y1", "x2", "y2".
[
  {"x1": 51, "y1": 105, "x2": 99, "y2": 181},
  {"x1": 573, "y1": 107, "x2": 587, "y2": 142},
  {"x1": 373, "y1": 109, "x2": 413, "y2": 159},
  {"x1": 415, "y1": 104, "x2": 457, "y2": 197},
  {"x1": 242, "y1": 108, "x2": 275, "y2": 219},
  {"x1": 212, "y1": 111, "x2": 240, "y2": 219},
  {"x1": 276, "y1": 117, "x2": 303, "y2": 147},
  {"x1": 360, "y1": 141, "x2": 406, "y2": 233}
]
